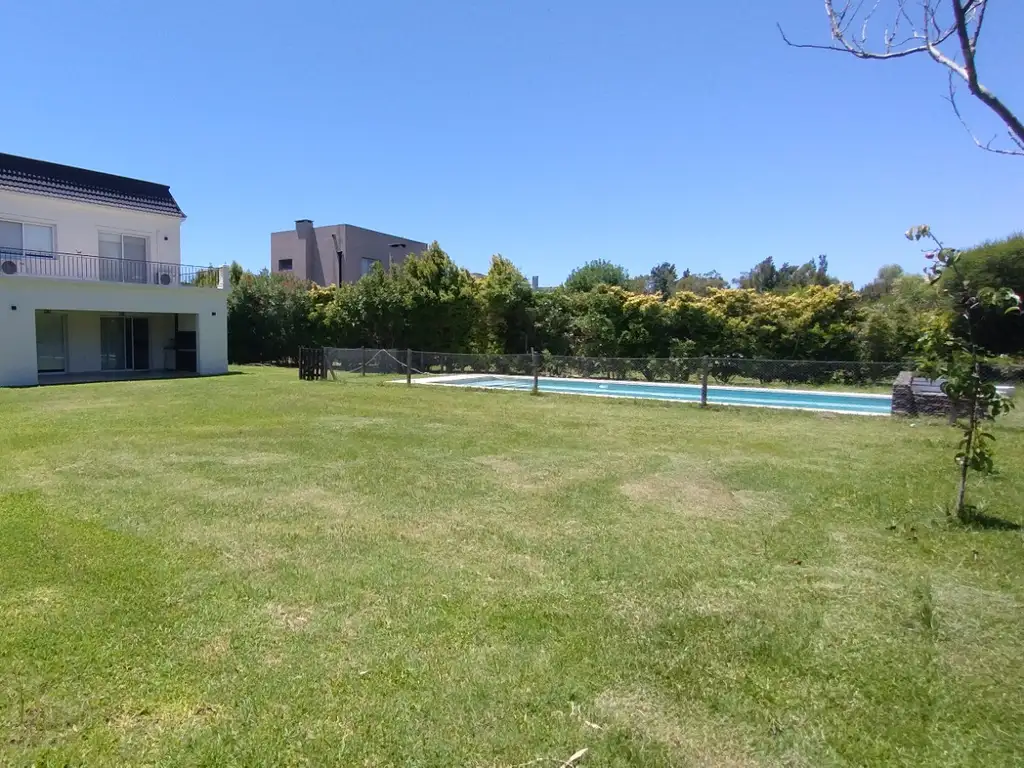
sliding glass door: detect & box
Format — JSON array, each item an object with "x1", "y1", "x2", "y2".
[
  {"x1": 100, "y1": 317, "x2": 150, "y2": 371},
  {"x1": 36, "y1": 312, "x2": 66, "y2": 373},
  {"x1": 98, "y1": 233, "x2": 149, "y2": 283}
]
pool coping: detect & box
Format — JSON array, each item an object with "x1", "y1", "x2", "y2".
[{"x1": 394, "y1": 373, "x2": 892, "y2": 416}]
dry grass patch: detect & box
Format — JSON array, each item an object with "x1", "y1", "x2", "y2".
[
  {"x1": 208, "y1": 451, "x2": 290, "y2": 467},
  {"x1": 683, "y1": 580, "x2": 758, "y2": 618},
  {"x1": 266, "y1": 602, "x2": 313, "y2": 632},
  {"x1": 2, "y1": 586, "x2": 64, "y2": 620},
  {"x1": 620, "y1": 470, "x2": 744, "y2": 521},
  {"x1": 472, "y1": 455, "x2": 556, "y2": 490},
  {"x1": 196, "y1": 634, "x2": 232, "y2": 662},
  {"x1": 594, "y1": 688, "x2": 765, "y2": 767},
  {"x1": 271, "y1": 485, "x2": 348, "y2": 514},
  {"x1": 107, "y1": 700, "x2": 221, "y2": 736},
  {"x1": 472, "y1": 454, "x2": 602, "y2": 492},
  {"x1": 318, "y1": 415, "x2": 392, "y2": 429}
]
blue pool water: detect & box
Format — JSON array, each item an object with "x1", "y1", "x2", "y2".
[{"x1": 430, "y1": 375, "x2": 892, "y2": 415}]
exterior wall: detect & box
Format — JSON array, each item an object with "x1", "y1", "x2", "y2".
[
  {"x1": 269, "y1": 230, "x2": 308, "y2": 281},
  {"x1": 0, "y1": 188, "x2": 182, "y2": 264},
  {"x1": 0, "y1": 277, "x2": 228, "y2": 386},
  {"x1": 269, "y1": 223, "x2": 428, "y2": 286},
  {"x1": 339, "y1": 225, "x2": 429, "y2": 285},
  {"x1": 312, "y1": 224, "x2": 345, "y2": 286},
  {"x1": 197, "y1": 309, "x2": 227, "y2": 376}
]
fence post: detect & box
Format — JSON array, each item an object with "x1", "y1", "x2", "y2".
[
  {"x1": 406, "y1": 348, "x2": 412, "y2": 386},
  {"x1": 320, "y1": 347, "x2": 327, "y2": 380},
  {"x1": 532, "y1": 349, "x2": 540, "y2": 395},
  {"x1": 360, "y1": 346, "x2": 366, "y2": 376},
  {"x1": 700, "y1": 356, "x2": 709, "y2": 408}
]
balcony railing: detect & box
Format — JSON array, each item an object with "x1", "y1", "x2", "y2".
[{"x1": 0, "y1": 249, "x2": 220, "y2": 287}]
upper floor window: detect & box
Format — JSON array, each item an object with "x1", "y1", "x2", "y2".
[
  {"x1": 99, "y1": 232, "x2": 148, "y2": 284},
  {"x1": 361, "y1": 257, "x2": 380, "y2": 277},
  {"x1": 278, "y1": 258, "x2": 293, "y2": 271},
  {"x1": 0, "y1": 219, "x2": 54, "y2": 257},
  {"x1": 99, "y1": 232, "x2": 147, "y2": 261}
]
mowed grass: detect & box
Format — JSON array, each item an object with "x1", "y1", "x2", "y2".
[{"x1": 2, "y1": 368, "x2": 1023, "y2": 767}]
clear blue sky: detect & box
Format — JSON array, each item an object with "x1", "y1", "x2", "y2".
[{"x1": 5, "y1": 0, "x2": 1022, "y2": 287}]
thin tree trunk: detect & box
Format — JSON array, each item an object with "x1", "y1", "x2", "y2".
[
  {"x1": 956, "y1": 412, "x2": 973, "y2": 520},
  {"x1": 949, "y1": 256, "x2": 981, "y2": 523}
]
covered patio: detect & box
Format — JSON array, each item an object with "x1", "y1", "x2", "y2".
[{"x1": 34, "y1": 309, "x2": 200, "y2": 382}]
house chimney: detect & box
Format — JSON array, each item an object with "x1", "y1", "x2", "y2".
[{"x1": 295, "y1": 219, "x2": 314, "y2": 237}]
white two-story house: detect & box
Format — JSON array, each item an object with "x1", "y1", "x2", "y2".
[{"x1": 0, "y1": 152, "x2": 229, "y2": 387}]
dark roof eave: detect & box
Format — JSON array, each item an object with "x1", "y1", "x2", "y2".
[{"x1": 0, "y1": 152, "x2": 186, "y2": 219}]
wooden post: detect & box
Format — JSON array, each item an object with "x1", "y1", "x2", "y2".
[
  {"x1": 532, "y1": 349, "x2": 540, "y2": 395},
  {"x1": 406, "y1": 348, "x2": 412, "y2": 386},
  {"x1": 361, "y1": 346, "x2": 366, "y2": 376},
  {"x1": 700, "y1": 356, "x2": 709, "y2": 408}
]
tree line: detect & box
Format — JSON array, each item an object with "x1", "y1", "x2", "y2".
[{"x1": 224, "y1": 235, "x2": 1024, "y2": 365}]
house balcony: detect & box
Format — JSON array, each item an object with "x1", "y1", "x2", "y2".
[{"x1": 0, "y1": 249, "x2": 224, "y2": 288}]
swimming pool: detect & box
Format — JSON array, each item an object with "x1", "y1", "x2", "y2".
[{"x1": 410, "y1": 374, "x2": 893, "y2": 415}]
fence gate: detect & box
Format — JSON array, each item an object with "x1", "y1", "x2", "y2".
[{"x1": 298, "y1": 347, "x2": 326, "y2": 380}]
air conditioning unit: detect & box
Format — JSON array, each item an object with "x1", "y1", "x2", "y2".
[
  {"x1": 156, "y1": 271, "x2": 174, "y2": 286},
  {"x1": 0, "y1": 259, "x2": 18, "y2": 275}
]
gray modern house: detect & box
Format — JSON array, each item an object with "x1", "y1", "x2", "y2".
[{"x1": 270, "y1": 220, "x2": 429, "y2": 286}]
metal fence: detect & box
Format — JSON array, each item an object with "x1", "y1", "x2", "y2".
[
  {"x1": 320, "y1": 348, "x2": 1024, "y2": 388},
  {"x1": 320, "y1": 347, "x2": 929, "y2": 387}
]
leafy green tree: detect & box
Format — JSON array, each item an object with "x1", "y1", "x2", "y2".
[
  {"x1": 941, "y1": 234, "x2": 1024, "y2": 354},
  {"x1": 311, "y1": 282, "x2": 360, "y2": 348},
  {"x1": 857, "y1": 273, "x2": 947, "y2": 361},
  {"x1": 646, "y1": 262, "x2": 678, "y2": 298},
  {"x1": 352, "y1": 260, "x2": 406, "y2": 348},
  {"x1": 676, "y1": 269, "x2": 728, "y2": 296},
  {"x1": 568, "y1": 286, "x2": 628, "y2": 356},
  {"x1": 735, "y1": 255, "x2": 835, "y2": 293},
  {"x1": 396, "y1": 242, "x2": 478, "y2": 352},
  {"x1": 860, "y1": 264, "x2": 906, "y2": 301},
  {"x1": 533, "y1": 289, "x2": 574, "y2": 356},
  {"x1": 564, "y1": 259, "x2": 630, "y2": 292},
  {"x1": 734, "y1": 257, "x2": 780, "y2": 292},
  {"x1": 909, "y1": 225, "x2": 1021, "y2": 523},
  {"x1": 226, "y1": 270, "x2": 315, "y2": 363},
  {"x1": 620, "y1": 292, "x2": 674, "y2": 357},
  {"x1": 477, "y1": 255, "x2": 536, "y2": 352}
]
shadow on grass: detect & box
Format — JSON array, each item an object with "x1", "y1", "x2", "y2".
[
  {"x1": 950, "y1": 504, "x2": 1024, "y2": 531},
  {"x1": 38, "y1": 370, "x2": 249, "y2": 387},
  {"x1": 963, "y1": 511, "x2": 1023, "y2": 531}
]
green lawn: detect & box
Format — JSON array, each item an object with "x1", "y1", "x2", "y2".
[{"x1": 2, "y1": 368, "x2": 1023, "y2": 767}]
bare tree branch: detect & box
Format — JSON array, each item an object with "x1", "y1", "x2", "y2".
[
  {"x1": 949, "y1": 0, "x2": 1024, "y2": 151},
  {"x1": 776, "y1": 22, "x2": 932, "y2": 59},
  {"x1": 947, "y1": 75, "x2": 1024, "y2": 157},
  {"x1": 969, "y1": 0, "x2": 987, "y2": 52},
  {"x1": 779, "y1": 0, "x2": 1023, "y2": 157}
]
